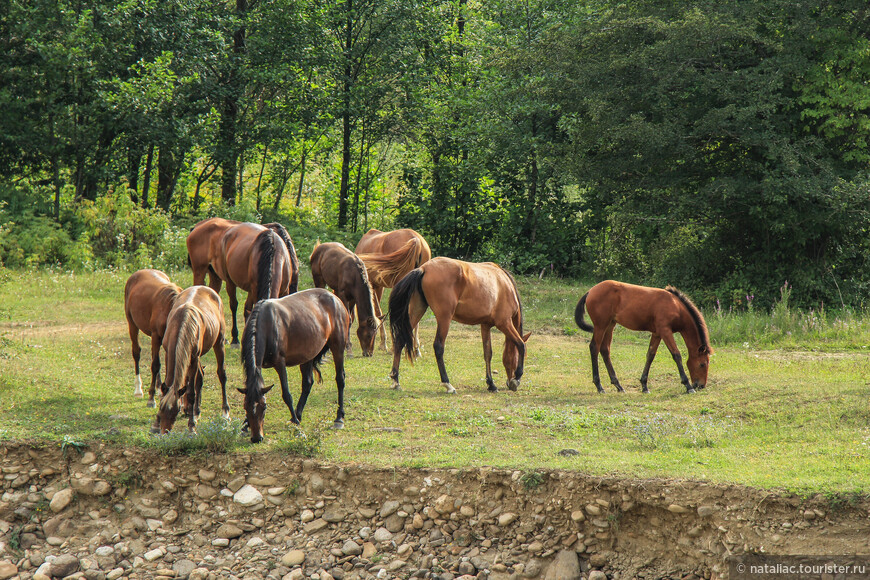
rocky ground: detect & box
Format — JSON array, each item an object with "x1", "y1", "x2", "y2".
[{"x1": 0, "y1": 443, "x2": 868, "y2": 580}]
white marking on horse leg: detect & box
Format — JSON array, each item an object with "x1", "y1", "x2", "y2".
[
  {"x1": 391, "y1": 377, "x2": 401, "y2": 390},
  {"x1": 507, "y1": 378, "x2": 520, "y2": 392},
  {"x1": 222, "y1": 409, "x2": 230, "y2": 420},
  {"x1": 133, "y1": 375, "x2": 143, "y2": 397},
  {"x1": 441, "y1": 382, "x2": 456, "y2": 394}
]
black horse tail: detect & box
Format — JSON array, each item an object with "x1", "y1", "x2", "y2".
[
  {"x1": 387, "y1": 268, "x2": 427, "y2": 362},
  {"x1": 255, "y1": 229, "x2": 276, "y2": 302},
  {"x1": 574, "y1": 292, "x2": 594, "y2": 332},
  {"x1": 242, "y1": 300, "x2": 266, "y2": 394},
  {"x1": 265, "y1": 222, "x2": 299, "y2": 294}
]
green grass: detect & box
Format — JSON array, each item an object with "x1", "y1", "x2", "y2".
[{"x1": 0, "y1": 268, "x2": 868, "y2": 494}]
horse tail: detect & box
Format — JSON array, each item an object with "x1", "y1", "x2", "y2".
[
  {"x1": 254, "y1": 229, "x2": 276, "y2": 302},
  {"x1": 575, "y1": 292, "x2": 594, "y2": 332},
  {"x1": 265, "y1": 223, "x2": 299, "y2": 294},
  {"x1": 242, "y1": 301, "x2": 267, "y2": 393},
  {"x1": 164, "y1": 309, "x2": 201, "y2": 409},
  {"x1": 358, "y1": 238, "x2": 420, "y2": 288},
  {"x1": 310, "y1": 343, "x2": 329, "y2": 384},
  {"x1": 387, "y1": 268, "x2": 427, "y2": 362}
]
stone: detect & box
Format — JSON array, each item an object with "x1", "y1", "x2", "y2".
[
  {"x1": 50, "y1": 488, "x2": 74, "y2": 512},
  {"x1": 173, "y1": 560, "x2": 197, "y2": 577},
  {"x1": 544, "y1": 550, "x2": 581, "y2": 580},
  {"x1": 323, "y1": 506, "x2": 347, "y2": 523},
  {"x1": 384, "y1": 513, "x2": 406, "y2": 533},
  {"x1": 373, "y1": 527, "x2": 394, "y2": 543},
  {"x1": 527, "y1": 541, "x2": 544, "y2": 553},
  {"x1": 234, "y1": 485, "x2": 264, "y2": 506},
  {"x1": 144, "y1": 548, "x2": 164, "y2": 561},
  {"x1": 308, "y1": 473, "x2": 325, "y2": 493},
  {"x1": 588, "y1": 572, "x2": 607, "y2": 580},
  {"x1": 697, "y1": 505, "x2": 716, "y2": 517},
  {"x1": 458, "y1": 562, "x2": 476, "y2": 576},
  {"x1": 195, "y1": 484, "x2": 218, "y2": 500},
  {"x1": 217, "y1": 523, "x2": 244, "y2": 539},
  {"x1": 585, "y1": 504, "x2": 601, "y2": 516},
  {"x1": 281, "y1": 550, "x2": 306, "y2": 567},
  {"x1": 50, "y1": 554, "x2": 80, "y2": 578},
  {"x1": 342, "y1": 540, "x2": 362, "y2": 556},
  {"x1": 303, "y1": 518, "x2": 329, "y2": 534},
  {"x1": 434, "y1": 495, "x2": 455, "y2": 514},
  {"x1": 570, "y1": 510, "x2": 585, "y2": 523},
  {"x1": 498, "y1": 513, "x2": 518, "y2": 526},
  {"x1": 300, "y1": 509, "x2": 315, "y2": 523},
  {"x1": 381, "y1": 500, "x2": 401, "y2": 518},
  {"x1": 362, "y1": 542, "x2": 377, "y2": 559},
  {"x1": 285, "y1": 569, "x2": 305, "y2": 580},
  {"x1": 667, "y1": 504, "x2": 690, "y2": 514},
  {"x1": 212, "y1": 538, "x2": 230, "y2": 547},
  {"x1": 0, "y1": 561, "x2": 17, "y2": 580},
  {"x1": 189, "y1": 568, "x2": 210, "y2": 580}
]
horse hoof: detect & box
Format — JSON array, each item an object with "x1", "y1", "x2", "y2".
[
  {"x1": 146, "y1": 400, "x2": 156, "y2": 409},
  {"x1": 332, "y1": 421, "x2": 345, "y2": 430},
  {"x1": 686, "y1": 388, "x2": 696, "y2": 394},
  {"x1": 442, "y1": 382, "x2": 456, "y2": 394},
  {"x1": 149, "y1": 426, "x2": 160, "y2": 435},
  {"x1": 642, "y1": 388, "x2": 650, "y2": 394},
  {"x1": 390, "y1": 379, "x2": 401, "y2": 391},
  {"x1": 507, "y1": 379, "x2": 520, "y2": 392}
]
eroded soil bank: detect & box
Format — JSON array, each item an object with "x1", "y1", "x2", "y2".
[{"x1": 0, "y1": 443, "x2": 868, "y2": 580}]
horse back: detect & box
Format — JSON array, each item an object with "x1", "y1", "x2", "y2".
[
  {"x1": 125, "y1": 269, "x2": 181, "y2": 336},
  {"x1": 187, "y1": 218, "x2": 239, "y2": 266},
  {"x1": 589, "y1": 280, "x2": 684, "y2": 333},
  {"x1": 268, "y1": 289, "x2": 349, "y2": 367}
]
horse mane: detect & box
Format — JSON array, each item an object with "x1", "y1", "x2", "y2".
[
  {"x1": 242, "y1": 301, "x2": 264, "y2": 397},
  {"x1": 162, "y1": 308, "x2": 201, "y2": 410},
  {"x1": 358, "y1": 238, "x2": 420, "y2": 287},
  {"x1": 255, "y1": 229, "x2": 276, "y2": 302},
  {"x1": 500, "y1": 266, "x2": 524, "y2": 334},
  {"x1": 351, "y1": 252, "x2": 378, "y2": 327},
  {"x1": 265, "y1": 223, "x2": 299, "y2": 293},
  {"x1": 665, "y1": 286, "x2": 712, "y2": 353}
]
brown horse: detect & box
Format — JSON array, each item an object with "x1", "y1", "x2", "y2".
[
  {"x1": 239, "y1": 289, "x2": 350, "y2": 443},
  {"x1": 155, "y1": 285, "x2": 229, "y2": 433},
  {"x1": 309, "y1": 241, "x2": 381, "y2": 357},
  {"x1": 388, "y1": 257, "x2": 530, "y2": 393},
  {"x1": 124, "y1": 269, "x2": 182, "y2": 408},
  {"x1": 355, "y1": 228, "x2": 431, "y2": 353},
  {"x1": 574, "y1": 280, "x2": 712, "y2": 394},
  {"x1": 186, "y1": 217, "x2": 300, "y2": 345}
]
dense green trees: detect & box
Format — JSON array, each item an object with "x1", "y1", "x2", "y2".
[{"x1": 1, "y1": 0, "x2": 869, "y2": 308}]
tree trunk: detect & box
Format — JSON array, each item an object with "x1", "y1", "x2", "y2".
[
  {"x1": 157, "y1": 146, "x2": 176, "y2": 211},
  {"x1": 337, "y1": 0, "x2": 353, "y2": 230},
  {"x1": 142, "y1": 144, "x2": 155, "y2": 208},
  {"x1": 127, "y1": 143, "x2": 141, "y2": 203},
  {"x1": 255, "y1": 143, "x2": 268, "y2": 212},
  {"x1": 220, "y1": 0, "x2": 248, "y2": 207}
]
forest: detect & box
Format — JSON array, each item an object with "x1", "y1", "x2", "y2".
[{"x1": 2, "y1": 0, "x2": 869, "y2": 309}]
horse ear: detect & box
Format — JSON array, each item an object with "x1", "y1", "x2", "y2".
[
  {"x1": 177, "y1": 385, "x2": 187, "y2": 398},
  {"x1": 160, "y1": 382, "x2": 169, "y2": 395},
  {"x1": 236, "y1": 387, "x2": 247, "y2": 395},
  {"x1": 263, "y1": 384, "x2": 275, "y2": 395},
  {"x1": 522, "y1": 332, "x2": 531, "y2": 342},
  {"x1": 698, "y1": 345, "x2": 709, "y2": 355}
]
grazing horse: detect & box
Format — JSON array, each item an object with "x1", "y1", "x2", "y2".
[
  {"x1": 388, "y1": 257, "x2": 530, "y2": 393},
  {"x1": 309, "y1": 241, "x2": 381, "y2": 357},
  {"x1": 574, "y1": 280, "x2": 712, "y2": 394},
  {"x1": 155, "y1": 285, "x2": 229, "y2": 434},
  {"x1": 186, "y1": 217, "x2": 300, "y2": 345},
  {"x1": 238, "y1": 289, "x2": 350, "y2": 443},
  {"x1": 355, "y1": 228, "x2": 431, "y2": 353},
  {"x1": 124, "y1": 269, "x2": 182, "y2": 408}
]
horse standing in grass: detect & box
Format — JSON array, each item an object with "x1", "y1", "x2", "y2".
[
  {"x1": 186, "y1": 218, "x2": 300, "y2": 346},
  {"x1": 124, "y1": 269, "x2": 182, "y2": 408},
  {"x1": 388, "y1": 257, "x2": 530, "y2": 394},
  {"x1": 574, "y1": 280, "x2": 712, "y2": 394},
  {"x1": 355, "y1": 228, "x2": 431, "y2": 353},
  {"x1": 155, "y1": 285, "x2": 229, "y2": 434},
  {"x1": 309, "y1": 241, "x2": 381, "y2": 357},
  {"x1": 239, "y1": 289, "x2": 350, "y2": 443}
]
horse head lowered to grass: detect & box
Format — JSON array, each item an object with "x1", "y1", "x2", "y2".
[{"x1": 575, "y1": 280, "x2": 711, "y2": 394}]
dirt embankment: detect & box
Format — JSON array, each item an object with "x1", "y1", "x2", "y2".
[{"x1": 0, "y1": 443, "x2": 868, "y2": 580}]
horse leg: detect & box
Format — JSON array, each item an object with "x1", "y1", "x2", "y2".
[
  {"x1": 243, "y1": 293, "x2": 255, "y2": 323},
  {"x1": 389, "y1": 294, "x2": 426, "y2": 390},
  {"x1": 214, "y1": 335, "x2": 230, "y2": 419},
  {"x1": 147, "y1": 335, "x2": 162, "y2": 408},
  {"x1": 207, "y1": 267, "x2": 222, "y2": 294},
  {"x1": 127, "y1": 319, "x2": 143, "y2": 398},
  {"x1": 276, "y1": 361, "x2": 300, "y2": 423},
  {"x1": 187, "y1": 360, "x2": 203, "y2": 433},
  {"x1": 331, "y1": 344, "x2": 346, "y2": 429},
  {"x1": 373, "y1": 286, "x2": 389, "y2": 352},
  {"x1": 481, "y1": 325, "x2": 497, "y2": 392},
  {"x1": 432, "y1": 314, "x2": 455, "y2": 394},
  {"x1": 295, "y1": 362, "x2": 315, "y2": 423},
  {"x1": 599, "y1": 324, "x2": 624, "y2": 392},
  {"x1": 639, "y1": 334, "x2": 661, "y2": 394},
  {"x1": 227, "y1": 282, "x2": 240, "y2": 347},
  {"x1": 342, "y1": 295, "x2": 355, "y2": 355},
  {"x1": 662, "y1": 331, "x2": 694, "y2": 393},
  {"x1": 588, "y1": 327, "x2": 606, "y2": 394}
]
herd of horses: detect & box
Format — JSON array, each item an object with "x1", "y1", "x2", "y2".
[{"x1": 124, "y1": 218, "x2": 712, "y2": 443}]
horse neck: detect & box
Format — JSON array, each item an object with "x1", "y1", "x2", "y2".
[
  {"x1": 352, "y1": 273, "x2": 378, "y2": 323},
  {"x1": 677, "y1": 306, "x2": 705, "y2": 357}
]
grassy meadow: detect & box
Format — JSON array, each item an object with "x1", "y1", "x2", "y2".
[{"x1": 0, "y1": 267, "x2": 868, "y2": 494}]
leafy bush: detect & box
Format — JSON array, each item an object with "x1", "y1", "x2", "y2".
[
  {"x1": 145, "y1": 417, "x2": 244, "y2": 455},
  {"x1": 0, "y1": 208, "x2": 80, "y2": 268}
]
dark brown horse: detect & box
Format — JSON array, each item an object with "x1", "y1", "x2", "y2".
[
  {"x1": 574, "y1": 280, "x2": 712, "y2": 394},
  {"x1": 155, "y1": 285, "x2": 229, "y2": 433},
  {"x1": 388, "y1": 257, "x2": 530, "y2": 393},
  {"x1": 186, "y1": 217, "x2": 300, "y2": 345},
  {"x1": 309, "y1": 241, "x2": 381, "y2": 357},
  {"x1": 355, "y1": 228, "x2": 431, "y2": 353},
  {"x1": 239, "y1": 289, "x2": 350, "y2": 443},
  {"x1": 124, "y1": 269, "x2": 182, "y2": 408}
]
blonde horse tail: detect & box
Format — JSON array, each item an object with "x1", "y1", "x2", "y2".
[{"x1": 359, "y1": 238, "x2": 420, "y2": 288}]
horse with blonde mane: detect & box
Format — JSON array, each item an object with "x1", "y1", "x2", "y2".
[
  {"x1": 355, "y1": 228, "x2": 431, "y2": 353},
  {"x1": 154, "y1": 286, "x2": 229, "y2": 433},
  {"x1": 574, "y1": 280, "x2": 712, "y2": 394}
]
